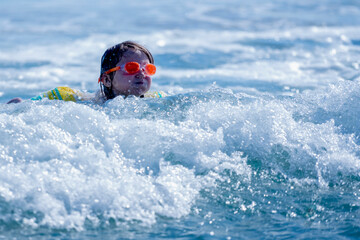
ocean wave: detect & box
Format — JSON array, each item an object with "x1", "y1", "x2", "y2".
[{"x1": 1, "y1": 80, "x2": 359, "y2": 231}]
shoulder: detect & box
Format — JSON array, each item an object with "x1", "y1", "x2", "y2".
[
  {"x1": 143, "y1": 91, "x2": 167, "y2": 98},
  {"x1": 93, "y1": 90, "x2": 107, "y2": 104}
]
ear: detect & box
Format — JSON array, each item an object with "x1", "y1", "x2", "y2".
[{"x1": 101, "y1": 74, "x2": 112, "y2": 88}]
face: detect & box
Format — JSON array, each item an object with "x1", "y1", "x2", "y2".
[{"x1": 103, "y1": 49, "x2": 152, "y2": 97}]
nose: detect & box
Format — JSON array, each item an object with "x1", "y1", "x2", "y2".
[{"x1": 135, "y1": 68, "x2": 147, "y2": 79}]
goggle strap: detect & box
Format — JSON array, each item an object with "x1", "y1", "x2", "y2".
[
  {"x1": 105, "y1": 66, "x2": 121, "y2": 75},
  {"x1": 98, "y1": 66, "x2": 122, "y2": 83}
]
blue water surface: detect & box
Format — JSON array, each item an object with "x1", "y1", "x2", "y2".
[{"x1": 1, "y1": 0, "x2": 360, "y2": 239}]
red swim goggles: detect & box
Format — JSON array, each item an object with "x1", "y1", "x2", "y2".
[{"x1": 98, "y1": 62, "x2": 156, "y2": 83}]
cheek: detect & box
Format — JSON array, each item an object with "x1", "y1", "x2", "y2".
[
  {"x1": 113, "y1": 73, "x2": 130, "y2": 85},
  {"x1": 146, "y1": 76, "x2": 152, "y2": 84}
]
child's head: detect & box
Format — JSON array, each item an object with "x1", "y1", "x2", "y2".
[{"x1": 99, "y1": 41, "x2": 155, "y2": 99}]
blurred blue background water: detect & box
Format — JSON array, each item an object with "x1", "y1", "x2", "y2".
[{"x1": 1, "y1": 0, "x2": 360, "y2": 239}]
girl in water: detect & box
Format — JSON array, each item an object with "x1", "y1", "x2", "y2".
[{"x1": 7, "y1": 41, "x2": 165, "y2": 104}]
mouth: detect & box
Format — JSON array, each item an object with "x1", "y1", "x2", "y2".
[{"x1": 134, "y1": 80, "x2": 145, "y2": 85}]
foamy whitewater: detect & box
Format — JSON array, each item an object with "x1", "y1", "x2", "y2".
[{"x1": 1, "y1": 0, "x2": 360, "y2": 239}]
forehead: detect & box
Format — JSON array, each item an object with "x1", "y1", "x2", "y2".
[{"x1": 118, "y1": 49, "x2": 149, "y2": 65}]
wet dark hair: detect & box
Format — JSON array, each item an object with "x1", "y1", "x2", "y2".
[{"x1": 99, "y1": 41, "x2": 154, "y2": 100}]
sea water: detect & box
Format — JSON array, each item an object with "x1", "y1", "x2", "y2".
[{"x1": 0, "y1": 0, "x2": 360, "y2": 239}]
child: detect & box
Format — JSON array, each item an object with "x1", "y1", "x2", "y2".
[{"x1": 7, "y1": 41, "x2": 165, "y2": 104}]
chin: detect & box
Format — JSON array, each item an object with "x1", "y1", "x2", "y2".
[{"x1": 131, "y1": 86, "x2": 150, "y2": 97}]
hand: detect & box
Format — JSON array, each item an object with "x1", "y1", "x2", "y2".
[{"x1": 7, "y1": 97, "x2": 22, "y2": 104}]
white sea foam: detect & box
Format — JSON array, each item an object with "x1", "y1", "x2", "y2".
[
  {"x1": 0, "y1": 97, "x2": 240, "y2": 229},
  {"x1": 1, "y1": 78, "x2": 360, "y2": 230}
]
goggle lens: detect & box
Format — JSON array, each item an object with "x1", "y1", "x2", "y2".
[
  {"x1": 124, "y1": 62, "x2": 141, "y2": 74},
  {"x1": 144, "y1": 63, "x2": 156, "y2": 75}
]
